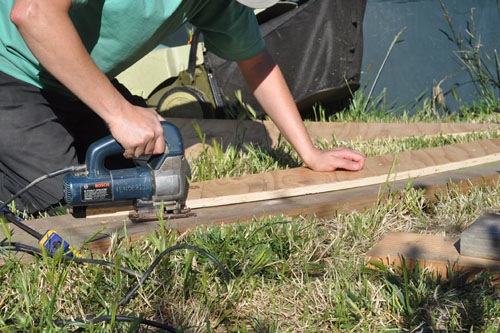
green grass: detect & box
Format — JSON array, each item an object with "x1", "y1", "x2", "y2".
[
  {"x1": 1, "y1": 105, "x2": 499, "y2": 331},
  {"x1": 1, "y1": 180, "x2": 499, "y2": 332},
  {"x1": 188, "y1": 126, "x2": 500, "y2": 183},
  {"x1": 1, "y1": 3, "x2": 500, "y2": 331}
]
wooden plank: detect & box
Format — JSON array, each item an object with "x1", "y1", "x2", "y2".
[
  {"x1": 460, "y1": 213, "x2": 500, "y2": 260},
  {"x1": 366, "y1": 232, "x2": 500, "y2": 280},
  {"x1": 186, "y1": 139, "x2": 500, "y2": 208},
  {"x1": 2, "y1": 158, "x2": 499, "y2": 259},
  {"x1": 165, "y1": 118, "x2": 499, "y2": 160}
]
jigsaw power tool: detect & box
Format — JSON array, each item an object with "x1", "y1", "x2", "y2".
[{"x1": 63, "y1": 121, "x2": 191, "y2": 221}]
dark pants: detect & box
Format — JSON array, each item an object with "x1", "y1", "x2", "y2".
[{"x1": 0, "y1": 71, "x2": 144, "y2": 214}]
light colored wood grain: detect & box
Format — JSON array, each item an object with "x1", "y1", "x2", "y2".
[
  {"x1": 2, "y1": 161, "x2": 498, "y2": 260},
  {"x1": 186, "y1": 139, "x2": 500, "y2": 208},
  {"x1": 2, "y1": 139, "x2": 500, "y2": 259},
  {"x1": 366, "y1": 232, "x2": 500, "y2": 280}
]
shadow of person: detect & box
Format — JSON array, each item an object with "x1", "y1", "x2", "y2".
[{"x1": 165, "y1": 117, "x2": 279, "y2": 163}]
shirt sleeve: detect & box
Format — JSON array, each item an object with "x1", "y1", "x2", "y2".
[{"x1": 190, "y1": 1, "x2": 265, "y2": 62}]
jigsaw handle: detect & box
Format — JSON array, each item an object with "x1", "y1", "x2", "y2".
[{"x1": 85, "y1": 121, "x2": 184, "y2": 175}]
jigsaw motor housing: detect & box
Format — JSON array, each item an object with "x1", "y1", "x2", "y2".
[{"x1": 63, "y1": 121, "x2": 189, "y2": 211}]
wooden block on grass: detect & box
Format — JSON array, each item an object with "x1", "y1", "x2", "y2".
[
  {"x1": 460, "y1": 213, "x2": 500, "y2": 260},
  {"x1": 366, "y1": 232, "x2": 500, "y2": 279}
]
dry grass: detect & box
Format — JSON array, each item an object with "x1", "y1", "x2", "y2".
[{"x1": 1, "y1": 156, "x2": 499, "y2": 332}]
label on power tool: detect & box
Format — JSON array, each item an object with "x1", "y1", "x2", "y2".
[{"x1": 81, "y1": 182, "x2": 112, "y2": 202}]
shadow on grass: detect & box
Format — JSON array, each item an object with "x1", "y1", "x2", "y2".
[{"x1": 367, "y1": 258, "x2": 499, "y2": 332}]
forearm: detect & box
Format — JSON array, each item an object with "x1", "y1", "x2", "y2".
[
  {"x1": 10, "y1": 0, "x2": 166, "y2": 158},
  {"x1": 10, "y1": 0, "x2": 127, "y2": 123},
  {"x1": 238, "y1": 48, "x2": 365, "y2": 172},
  {"x1": 238, "y1": 49, "x2": 316, "y2": 163}
]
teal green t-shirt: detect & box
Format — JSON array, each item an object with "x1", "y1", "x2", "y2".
[{"x1": 0, "y1": 0, "x2": 264, "y2": 94}]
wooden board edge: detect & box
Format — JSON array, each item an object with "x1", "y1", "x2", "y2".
[
  {"x1": 2, "y1": 160, "x2": 497, "y2": 262},
  {"x1": 365, "y1": 232, "x2": 500, "y2": 281},
  {"x1": 187, "y1": 150, "x2": 500, "y2": 209}
]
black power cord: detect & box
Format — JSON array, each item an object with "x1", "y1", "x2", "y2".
[
  {"x1": 1, "y1": 240, "x2": 231, "y2": 331},
  {"x1": 0, "y1": 166, "x2": 231, "y2": 331},
  {"x1": 0, "y1": 165, "x2": 87, "y2": 213},
  {"x1": 61, "y1": 244, "x2": 231, "y2": 332},
  {"x1": 0, "y1": 240, "x2": 152, "y2": 282},
  {"x1": 58, "y1": 315, "x2": 178, "y2": 332}
]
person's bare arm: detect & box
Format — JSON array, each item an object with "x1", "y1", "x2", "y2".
[
  {"x1": 10, "y1": 0, "x2": 165, "y2": 158},
  {"x1": 238, "y1": 48, "x2": 365, "y2": 172}
]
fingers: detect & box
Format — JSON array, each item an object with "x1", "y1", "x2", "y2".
[
  {"x1": 335, "y1": 156, "x2": 364, "y2": 171},
  {"x1": 332, "y1": 148, "x2": 366, "y2": 170},
  {"x1": 123, "y1": 148, "x2": 134, "y2": 159},
  {"x1": 123, "y1": 130, "x2": 166, "y2": 159},
  {"x1": 153, "y1": 133, "x2": 166, "y2": 154},
  {"x1": 304, "y1": 147, "x2": 366, "y2": 172}
]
